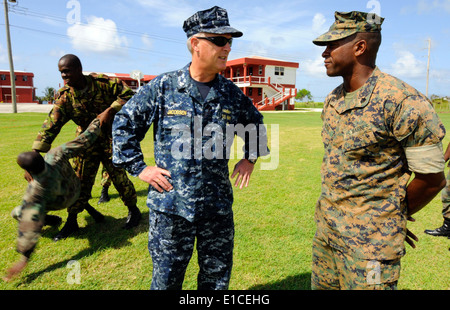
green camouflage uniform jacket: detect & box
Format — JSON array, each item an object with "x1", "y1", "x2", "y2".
[
  {"x1": 316, "y1": 67, "x2": 446, "y2": 260},
  {"x1": 32, "y1": 73, "x2": 133, "y2": 152},
  {"x1": 13, "y1": 119, "x2": 101, "y2": 258}
]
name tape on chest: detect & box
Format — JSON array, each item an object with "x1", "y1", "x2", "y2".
[{"x1": 166, "y1": 109, "x2": 188, "y2": 116}]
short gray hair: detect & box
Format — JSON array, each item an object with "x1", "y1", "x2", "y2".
[{"x1": 187, "y1": 32, "x2": 207, "y2": 54}]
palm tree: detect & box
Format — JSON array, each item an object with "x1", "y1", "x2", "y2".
[{"x1": 43, "y1": 87, "x2": 56, "y2": 103}]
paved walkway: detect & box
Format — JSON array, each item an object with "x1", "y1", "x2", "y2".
[{"x1": 0, "y1": 103, "x2": 53, "y2": 113}]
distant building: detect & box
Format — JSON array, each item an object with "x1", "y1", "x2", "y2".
[
  {"x1": 83, "y1": 56, "x2": 300, "y2": 111},
  {"x1": 82, "y1": 72, "x2": 157, "y2": 92},
  {"x1": 0, "y1": 70, "x2": 38, "y2": 103},
  {"x1": 223, "y1": 56, "x2": 299, "y2": 111}
]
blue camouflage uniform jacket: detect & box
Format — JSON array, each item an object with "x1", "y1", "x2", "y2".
[{"x1": 112, "y1": 63, "x2": 269, "y2": 222}]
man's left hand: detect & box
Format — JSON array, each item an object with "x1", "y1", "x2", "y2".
[
  {"x1": 97, "y1": 107, "x2": 117, "y2": 128},
  {"x1": 231, "y1": 159, "x2": 255, "y2": 189},
  {"x1": 405, "y1": 216, "x2": 419, "y2": 249}
]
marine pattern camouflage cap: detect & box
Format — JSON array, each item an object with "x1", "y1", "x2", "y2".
[
  {"x1": 183, "y1": 6, "x2": 243, "y2": 38},
  {"x1": 313, "y1": 11, "x2": 384, "y2": 46}
]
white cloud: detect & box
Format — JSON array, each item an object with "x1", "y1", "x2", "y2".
[
  {"x1": 0, "y1": 44, "x2": 7, "y2": 63},
  {"x1": 312, "y1": 13, "x2": 327, "y2": 34},
  {"x1": 431, "y1": 68, "x2": 450, "y2": 85},
  {"x1": 132, "y1": 2, "x2": 326, "y2": 63},
  {"x1": 417, "y1": 0, "x2": 450, "y2": 14},
  {"x1": 302, "y1": 55, "x2": 326, "y2": 78},
  {"x1": 49, "y1": 48, "x2": 67, "y2": 58},
  {"x1": 234, "y1": 10, "x2": 327, "y2": 60},
  {"x1": 389, "y1": 50, "x2": 426, "y2": 79},
  {"x1": 0, "y1": 43, "x2": 21, "y2": 64},
  {"x1": 135, "y1": 0, "x2": 195, "y2": 27},
  {"x1": 67, "y1": 16, "x2": 129, "y2": 55},
  {"x1": 141, "y1": 34, "x2": 153, "y2": 49}
]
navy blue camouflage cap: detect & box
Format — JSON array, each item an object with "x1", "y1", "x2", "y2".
[
  {"x1": 183, "y1": 6, "x2": 243, "y2": 38},
  {"x1": 313, "y1": 11, "x2": 384, "y2": 46}
]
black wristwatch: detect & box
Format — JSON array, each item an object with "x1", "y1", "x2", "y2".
[{"x1": 247, "y1": 158, "x2": 257, "y2": 164}]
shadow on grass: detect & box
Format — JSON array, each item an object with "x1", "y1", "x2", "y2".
[
  {"x1": 20, "y1": 209, "x2": 149, "y2": 284},
  {"x1": 106, "y1": 188, "x2": 150, "y2": 201},
  {"x1": 248, "y1": 273, "x2": 312, "y2": 290}
]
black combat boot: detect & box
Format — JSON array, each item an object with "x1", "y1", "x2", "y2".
[
  {"x1": 123, "y1": 205, "x2": 141, "y2": 229},
  {"x1": 98, "y1": 186, "x2": 110, "y2": 204},
  {"x1": 424, "y1": 219, "x2": 450, "y2": 237},
  {"x1": 44, "y1": 214, "x2": 62, "y2": 226},
  {"x1": 84, "y1": 204, "x2": 105, "y2": 223},
  {"x1": 53, "y1": 213, "x2": 79, "y2": 241}
]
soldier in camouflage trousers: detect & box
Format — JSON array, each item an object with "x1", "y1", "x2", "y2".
[
  {"x1": 4, "y1": 115, "x2": 107, "y2": 281},
  {"x1": 112, "y1": 6, "x2": 269, "y2": 289},
  {"x1": 32, "y1": 54, "x2": 141, "y2": 241},
  {"x1": 425, "y1": 141, "x2": 450, "y2": 237},
  {"x1": 311, "y1": 11, "x2": 446, "y2": 289},
  {"x1": 75, "y1": 125, "x2": 111, "y2": 204}
]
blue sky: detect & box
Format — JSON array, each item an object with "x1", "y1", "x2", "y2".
[{"x1": 1, "y1": 0, "x2": 450, "y2": 101}]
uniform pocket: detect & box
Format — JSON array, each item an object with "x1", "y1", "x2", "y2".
[
  {"x1": 161, "y1": 112, "x2": 192, "y2": 130},
  {"x1": 160, "y1": 114, "x2": 193, "y2": 155},
  {"x1": 322, "y1": 122, "x2": 335, "y2": 146},
  {"x1": 344, "y1": 128, "x2": 380, "y2": 160}
]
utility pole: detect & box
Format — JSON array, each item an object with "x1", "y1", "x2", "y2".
[
  {"x1": 426, "y1": 38, "x2": 431, "y2": 98},
  {"x1": 3, "y1": 0, "x2": 17, "y2": 113}
]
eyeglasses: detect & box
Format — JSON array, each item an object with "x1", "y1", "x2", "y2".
[{"x1": 197, "y1": 36, "x2": 233, "y2": 47}]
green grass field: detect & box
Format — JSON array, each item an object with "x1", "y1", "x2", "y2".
[{"x1": 0, "y1": 111, "x2": 449, "y2": 290}]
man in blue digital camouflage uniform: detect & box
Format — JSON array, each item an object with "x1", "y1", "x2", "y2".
[{"x1": 112, "y1": 6, "x2": 269, "y2": 290}]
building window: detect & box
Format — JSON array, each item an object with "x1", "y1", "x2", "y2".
[
  {"x1": 275, "y1": 67, "x2": 284, "y2": 76},
  {"x1": 22, "y1": 76, "x2": 28, "y2": 82},
  {"x1": 259, "y1": 65, "x2": 263, "y2": 75},
  {"x1": 0, "y1": 74, "x2": 5, "y2": 80},
  {"x1": 248, "y1": 88, "x2": 253, "y2": 96},
  {"x1": 258, "y1": 88, "x2": 262, "y2": 96}
]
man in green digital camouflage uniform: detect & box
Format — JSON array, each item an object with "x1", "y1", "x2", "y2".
[
  {"x1": 425, "y1": 142, "x2": 450, "y2": 237},
  {"x1": 312, "y1": 11, "x2": 446, "y2": 289},
  {"x1": 32, "y1": 54, "x2": 141, "y2": 241},
  {"x1": 4, "y1": 115, "x2": 106, "y2": 281}
]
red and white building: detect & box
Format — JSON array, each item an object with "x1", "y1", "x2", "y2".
[
  {"x1": 222, "y1": 56, "x2": 299, "y2": 111},
  {"x1": 83, "y1": 72, "x2": 157, "y2": 92},
  {"x1": 0, "y1": 57, "x2": 299, "y2": 107},
  {"x1": 84, "y1": 56, "x2": 299, "y2": 111},
  {"x1": 0, "y1": 70, "x2": 38, "y2": 103}
]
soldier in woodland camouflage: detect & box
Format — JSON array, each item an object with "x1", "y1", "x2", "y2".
[
  {"x1": 75, "y1": 125, "x2": 111, "y2": 204},
  {"x1": 4, "y1": 115, "x2": 108, "y2": 281},
  {"x1": 112, "y1": 6, "x2": 269, "y2": 289},
  {"x1": 32, "y1": 54, "x2": 141, "y2": 241},
  {"x1": 98, "y1": 167, "x2": 111, "y2": 203},
  {"x1": 312, "y1": 11, "x2": 446, "y2": 289}
]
